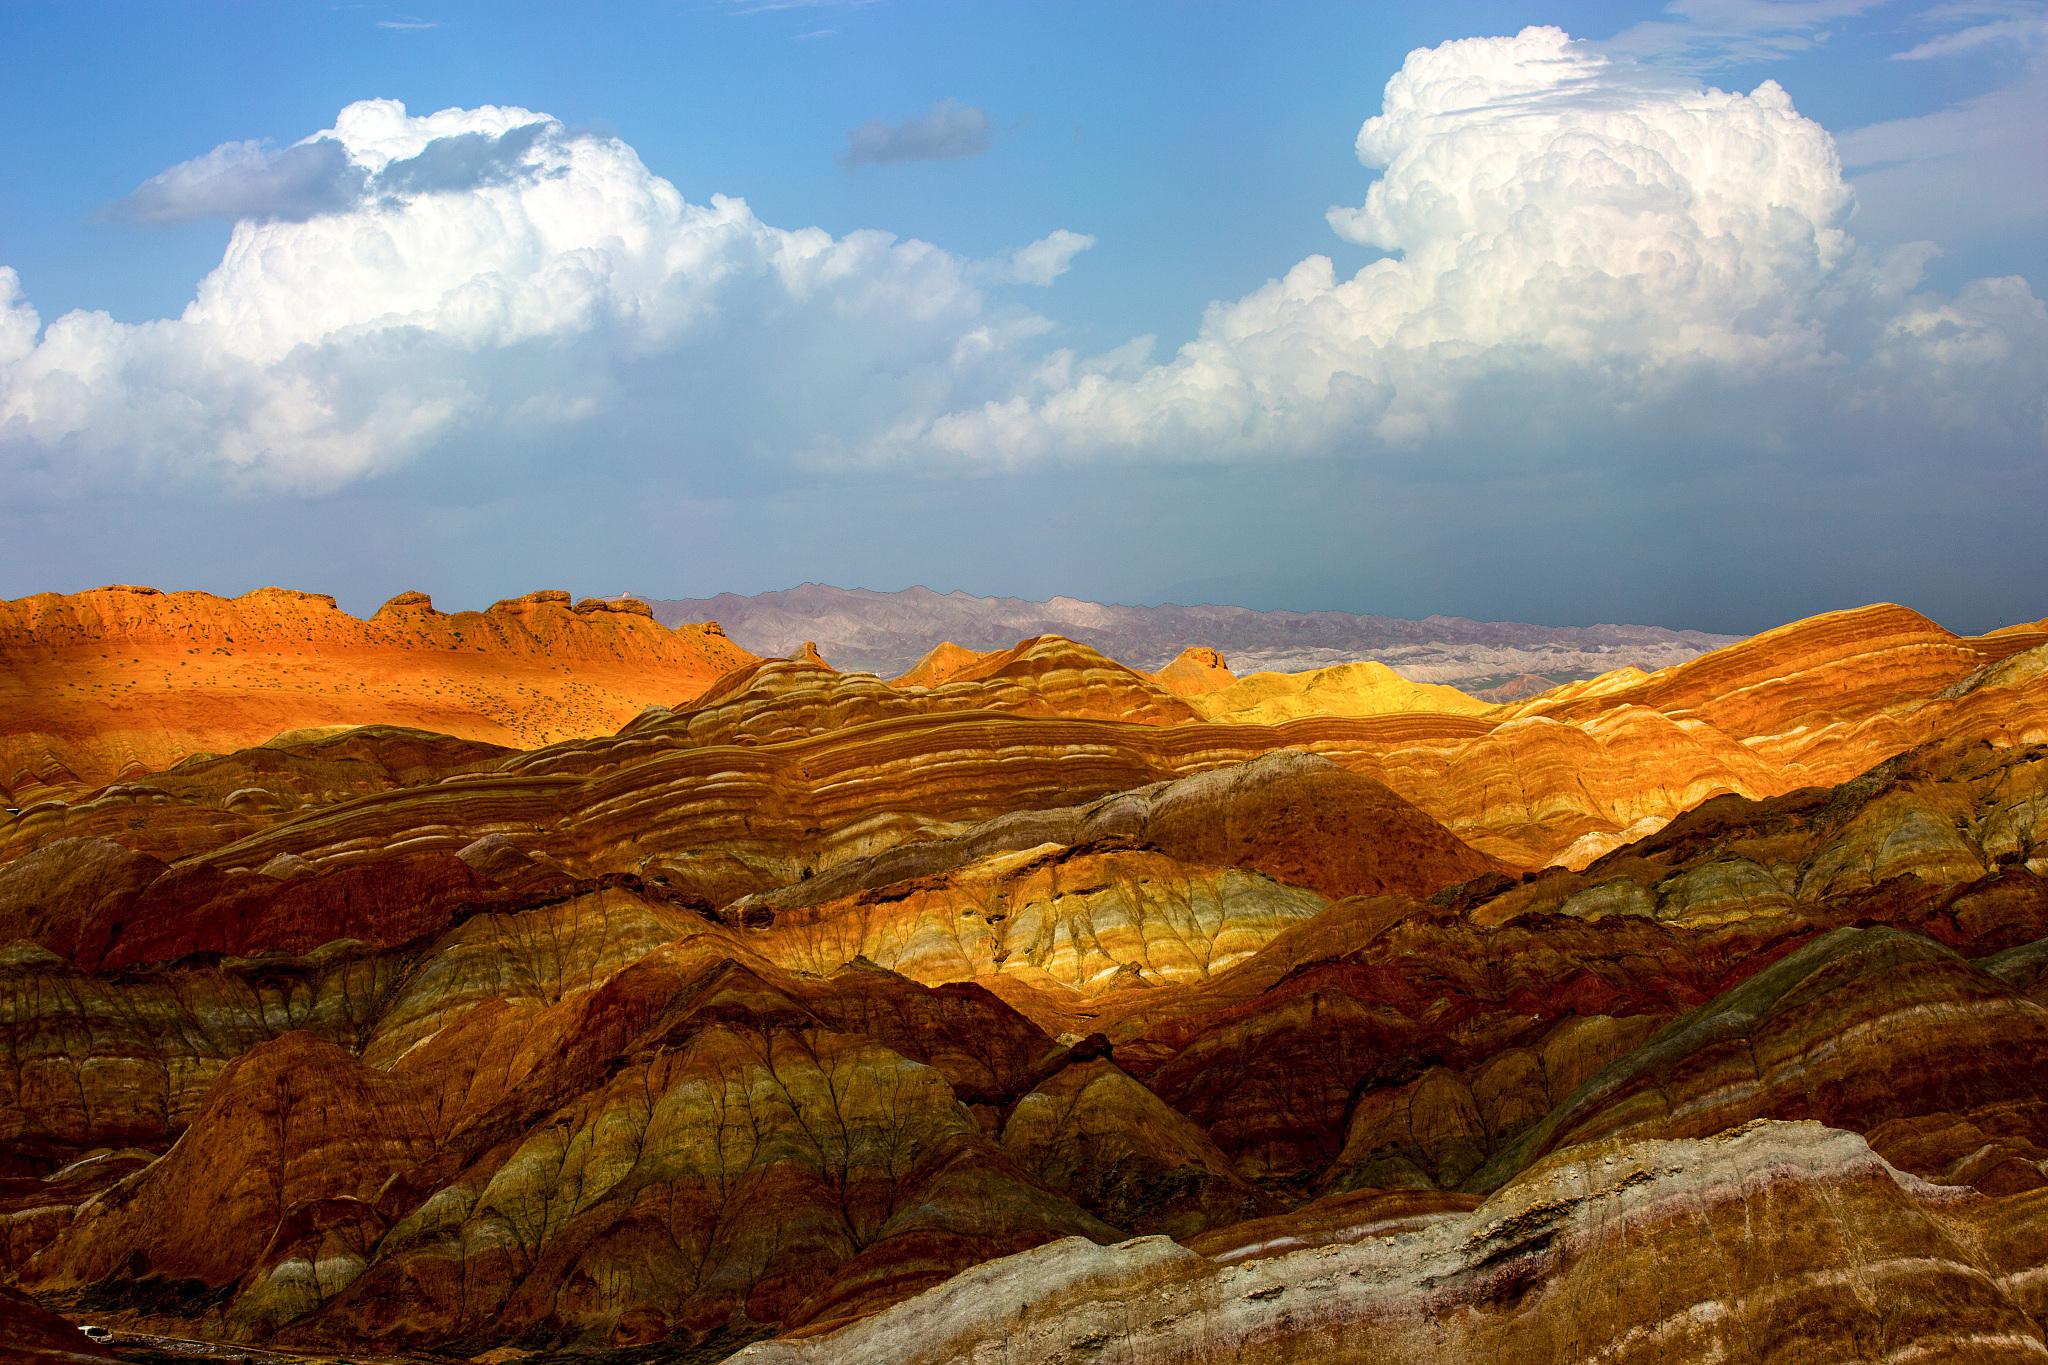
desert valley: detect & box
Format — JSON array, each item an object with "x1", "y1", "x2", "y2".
[{"x1": 1, "y1": 583, "x2": 2045, "y2": 1362}]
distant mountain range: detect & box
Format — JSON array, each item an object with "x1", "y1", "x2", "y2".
[{"x1": 638, "y1": 584, "x2": 1740, "y2": 688}]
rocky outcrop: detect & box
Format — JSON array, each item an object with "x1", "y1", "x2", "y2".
[
  {"x1": 1421, "y1": 606, "x2": 2048, "y2": 866},
  {"x1": 748, "y1": 846, "x2": 1330, "y2": 993},
  {"x1": 1508, "y1": 602, "x2": 2034, "y2": 789},
  {"x1": 891, "y1": 641, "x2": 994, "y2": 689},
  {"x1": 1189, "y1": 661, "x2": 1491, "y2": 724},
  {"x1": 744, "y1": 753, "x2": 1501, "y2": 913},
  {"x1": 0, "y1": 585, "x2": 756, "y2": 794},
  {"x1": 1471, "y1": 925, "x2": 2048, "y2": 1195},
  {"x1": 1048, "y1": 746, "x2": 2048, "y2": 1193},
  {"x1": 16, "y1": 596, "x2": 2042, "y2": 876},
  {"x1": 627, "y1": 635, "x2": 1197, "y2": 753},
  {"x1": 1466, "y1": 735, "x2": 2048, "y2": 928},
  {"x1": 1323, "y1": 1014, "x2": 1662, "y2": 1192},
  {"x1": 1000, "y1": 1059, "x2": 1270, "y2": 1236},
  {"x1": 729, "y1": 1122, "x2": 2048, "y2": 1364},
  {"x1": 10, "y1": 914, "x2": 1137, "y2": 1351},
  {"x1": 0, "y1": 1281, "x2": 114, "y2": 1362},
  {"x1": 1149, "y1": 646, "x2": 1236, "y2": 698}
]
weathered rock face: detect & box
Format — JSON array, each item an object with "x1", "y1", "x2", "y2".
[
  {"x1": 1149, "y1": 646, "x2": 1235, "y2": 698},
  {"x1": 750, "y1": 846, "x2": 1331, "y2": 993},
  {"x1": 655, "y1": 635, "x2": 1200, "y2": 747},
  {"x1": 891, "y1": 640, "x2": 994, "y2": 689},
  {"x1": 1469, "y1": 925, "x2": 2048, "y2": 1195},
  {"x1": 1390, "y1": 603, "x2": 2048, "y2": 867},
  {"x1": 0, "y1": 585, "x2": 755, "y2": 798},
  {"x1": 1378, "y1": 703, "x2": 1789, "y2": 867},
  {"x1": 1323, "y1": 1013, "x2": 1663, "y2": 1192},
  {"x1": 1469, "y1": 671, "x2": 1560, "y2": 702},
  {"x1": 999, "y1": 1059, "x2": 1270, "y2": 1237},
  {"x1": 0, "y1": 1281, "x2": 114, "y2": 1363},
  {"x1": 1508, "y1": 603, "x2": 2048, "y2": 800},
  {"x1": 272, "y1": 1018, "x2": 1115, "y2": 1347},
  {"x1": 728, "y1": 1122, "x2": 2048, "y2": 1365},
  {"x1": 17, "y1": 595, "x2": 2041, "y2": 874},
  {"x1": 7, "y1": 895, "x2": 1134, "y2": 1350},
  {"x1": 29, "y1": 1031, "x2": 438, "y2": 1293},
  {"x1": 1464, "y1": 735, "x2": 2048, "y2": 930},
  {"x1": 54, "y1": 707, "x2": 1533, "y2": 929},
  {"x1": 1190, "y1": 660, "x2": 1491, "y2": 724},
  {"x1": 737, "y1": 754, "x2": 1502, "y2": 994},
  {"x1": 1, "y1": 596, "x2": 2046, "y2": 1361}
]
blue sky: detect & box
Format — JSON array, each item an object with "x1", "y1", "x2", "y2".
[
  {"x1": 7, "y1": 2, "x2": 2038, "y2": 336},
  {"x1": 1, "y1": 1, "x2": 2043, "y2": 631}
]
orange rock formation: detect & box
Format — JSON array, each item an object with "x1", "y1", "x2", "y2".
[
  {"x1": 0, "y1": 593, "x2": 2045, "y2": 1362},
  {"x1": 1150, "y1": 646, "x2": 1236, "y2": 698},
  {"x1": 0, "y1": 585, "x2": 755, "y2": 799},
  {"x1": 891, "y1": 640, "x2": 995, "y2": 689}
]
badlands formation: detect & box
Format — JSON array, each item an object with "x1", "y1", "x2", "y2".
[
  {"x1": 0, "y1": 586, "x2": 754, "y2": 801},
  {"x1": 0, "y1": 591, "x2": 2045, "y2": 1361}
]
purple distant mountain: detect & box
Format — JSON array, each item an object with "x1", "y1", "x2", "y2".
[{"x1": 637, "y1": 584, "x2": 1737, "y2": 691}]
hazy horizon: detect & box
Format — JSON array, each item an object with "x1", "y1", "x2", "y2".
[
  {"x1": 2, "y1": 2, "x2": 2042, "y2": 636},
  {"x1": 8, "y1": 573, "x2": 2035, "y2": 642}
]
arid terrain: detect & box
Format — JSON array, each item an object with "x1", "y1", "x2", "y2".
[
  {"x1": 1, "y1": 588, "x2": 2046, "y2": 1363},
  {"x1": 0, "y1": 587, "x2": 755, "y2": 803}
]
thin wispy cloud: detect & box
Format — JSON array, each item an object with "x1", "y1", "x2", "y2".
[
  {"x1": 104, "y1": 138, "x2": 367, "y2": 224},
  {"x1": 710, "y1": 0, "x2": 878, "y2": 15},
  {"x1": 1892, "y1": 0, "x2": 2048, "y2": 58},
  {"x1": 1843, "y1": 19, "x2": 2048, "y2": 238},
  {"x1": 376, "y1": 17, "x2": 439, "y2": 30},
  {"x1": 845, "y1": 99, "x2": 991, "y2": 166},
  {"x1": 1606, "y1": 0, "x2": 1888, "y2": 63},
  {"x1": 1829, "y1": 2, "x2": 2048, "y2": 239},
  {"x1": 103, "y1": 116, "x2": 550, "y2": 224}
]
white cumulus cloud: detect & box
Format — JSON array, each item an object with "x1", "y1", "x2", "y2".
[
  {"x1": 1001, "y1": 230, "x2": 1096, "y2": 287},
  {"x1": 897, "y1": 25, "x2": 2044, "y2": 469},
  {"x1": 0, "y1": 99, "x2": 1079, "y2": 491},
  {"x1": 3, "y1": 33, "x2": 2041, "y2": 497}
]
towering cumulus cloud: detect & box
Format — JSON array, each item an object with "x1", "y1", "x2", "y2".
[
  {"x1": 0, "y1": 29, "x2": 2040, "y2": 491},
  {"x1": 910, "y1": 25, "x2": 2043, "y2": 467},
  {"x1": 0, "y1": 100, "x2": 1083, "y2": 490}
]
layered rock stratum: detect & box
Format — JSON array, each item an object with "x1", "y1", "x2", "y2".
[
  {"x1": 0, "y1": 590, "x2": 2044, "y2": 1362},
  {"x1": 0, "y1": 585, "x2": 754, "y2": 799}
]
